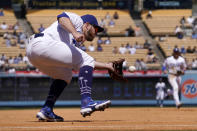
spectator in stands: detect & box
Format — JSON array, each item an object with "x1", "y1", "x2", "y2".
[
  {"x1": 128, "y1": 45, "x2": 136, "y2": 55},
  {"x1": 135, "y1": 59, "x2": 141, "y2": 70},
  {"x1": 192, "y1": 32, "x2": 197, "y2": 39},
  {"x1": 12, "y1": 29, "x2": 18, "y2": 39},
  {"x1": 108, "y1": 18, "x2": 115, "y2": 27},
  {"x1": 113, "y1": 11, "x2": 119, "y2": 19},
  {"x1": 192, "y1": 59, "x2": 197, "y2": 70},
  {"x1": 105, "y1": 12, "x2": 111, "y2": 19},
  {"x1": 158, "y1": 36, "x2": 166, "y2": 42},
  {"x1": 134, "y1": 41, "x2": 141, "y2": 49},
  {"x1": 19, "y1": 41, "x2": 25, "y2": 49},
  {"x1": 175, "y1": 26, "x2": 184, "y2": 39},
  {"x1": 180, "y1": 16, "x2": 186, "y2": 27},
  {"x1": 5, "y1": 38, "x2": 12, "y2": 47},
  {"x1": 186, "y1": 46, "x2": 193, "y2": 53},
  {"x1": 18, "y1": 53, "x2": 23, "y2": 62},
  {"x1": 97, "y1": 37, "x2": 104, "y2": 45},
  {"x1": 97, "y1": 44, "x2": 103, "y2": 52},
  {"x1": 3, "y1": 32, "x2": 12, "y2": 39},
  {"x1": 23, "y1": 54, "x2": 29, "y2": 64},
  {"x1": 140, "y1": 59, "x2": 147, "y2": 71},
  {"x1": 80, "y1": 43, "x2": 86, "y2": 52},
  {"x1": 88, "y1": 43, "x2": 95, "y2": 52},
  {"x1": 13, "y1": 22, "x2": 19, "y2": 30},
  {"x1": 99, "y1": 18, "x2": 106, "y2": 27},
  {"x1": 112, "y1": 46, "x2": 118, "y2": 54},
  {"x1": 8, "y1": 56, "x2": 14, "y2": 64},
  {"x1": 152, "y1": 56, "x2": 158, "y2": 63},
  {"x1": 193, "y1": 24, "x2": 197, "y2": 33},
  {"x1": 181, "y1": 46, "x2": 186, "y2": 54},
  {"x1": 13, "y1": 56, "x2": 19, "y2": 64},
  {"x1": 0, "y1": 8, "x2": 4, "y2": 16},
  {"x1": 125, "y1": 43, "x2": 130, "y2": 49},
  {"x1": 0, "y1": 22, "x2": 8, "y2": 30},
  {"x1": 18, "y1": 32, "x2": 27, "y2": 43},
  {"x1": 146, "y1": 48, "x2": 155, "y2": 63},
  {"x1": 1, "y1": 54, "x2": 6, "y2": 61},
  {"x1": 187, "y1": 16, "x2": 194, "y2": 25},
  {"x1": 143, "y1": 39, "x2": 151, "y2": 49},
  {"x1": 119, "y1": 44, "x2": 127, "y2": 54},
  {"x1": 125, "y1": 26, "x2": 134, "y2": 37},
  {"x1": 146, "y1": 10, "x2": 152, "y2": 19},
  {"x1": 38, "y1": 24, "x2": 45, "y2": 33},
  {"x1": 11, "y1": 41, "x2": 17, "y2": 47},
  {"x1": 135, "y1": 25, "x2": 142, "y2": 37},
  {"x1": 192, "y1": 46, "x2": 196, "y2": 53},
  {"x1": 104, "y1": 37, "x2": 111, "y2": 45}
]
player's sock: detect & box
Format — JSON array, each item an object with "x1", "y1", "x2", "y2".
[
  {"x1": 160, "y1": 100, "x2": 163, "y2": 106},
  {"x1": 156, "y1": 100, "x2": 159, "y2": 106},
  {"x1": 78, "y1": 66, "x2": 93, "y2": 106},
  {"x1": 43, "y1": 79, "x2": 67, "y2": 109}
]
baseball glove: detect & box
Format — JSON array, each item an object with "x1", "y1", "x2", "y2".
[
  {"x1": 108, "y1": 59, "x2": 128, "y2": 82},
  {"x1": 176, "y1": 70, "x2": 184, "y2": 76}
]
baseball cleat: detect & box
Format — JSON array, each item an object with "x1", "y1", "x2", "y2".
[
  {"x1": 36, "y1": 106, "x2": 64, "y2": 122},
  {"x1": 176, "y1": 103, "x2": 182, "y2": 109},
  {"x1": 80, "y1": 100, "x2": 111, "y2": 117}
]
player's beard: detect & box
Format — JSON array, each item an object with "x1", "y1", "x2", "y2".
[{"x1": 85, "y1": 30, "x2": 94, "y2": 41}]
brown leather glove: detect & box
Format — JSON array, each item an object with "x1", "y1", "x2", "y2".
[
  {"x1": 108, "y1": 59, "x2": 128, "y2": 82},
  {"x1": 176, "y1": 70, "x2": 184, "y2": 76}
]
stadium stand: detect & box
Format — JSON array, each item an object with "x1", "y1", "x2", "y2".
[
  {"x1": 0, "y1": 9, "x2": 24, "y2": 35},
  {"x1": 0, "y1": 9, "x2": 27, "y2": 71},
  {"x1": 26, "y1": 9, "x2": 136, "y2": 36},
  {"x1": 142, "y1": 10, "x2": 192, "y2": 36},
  {"x1": 156, "y1": 36, "x2": 197, "y2": 63}
]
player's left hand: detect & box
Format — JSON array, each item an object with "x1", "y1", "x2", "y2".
[
  {"x1": 176, "y1": 70, "x2": 184, "y2": 76},
  {"x1": 108, "y1": 59, "x2": 128, "y2": 82}
]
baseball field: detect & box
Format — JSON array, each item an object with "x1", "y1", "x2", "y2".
[{"x1": 0, "y1": 107, "x2": 197, "y2": 130}]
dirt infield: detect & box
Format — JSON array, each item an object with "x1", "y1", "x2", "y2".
[{"x1": 0, "y1": 107, "x2": 197, "y2": 131}]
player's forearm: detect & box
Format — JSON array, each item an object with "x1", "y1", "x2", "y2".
[
  {"x1": 59, "y1": 17, "x2": 78, "y2": 35},
  {"x1": 94, "y1": 61, "x2": 113, "y2": 71}
]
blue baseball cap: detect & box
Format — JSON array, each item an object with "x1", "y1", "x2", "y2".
[
  {"x1": 173, "y1": 48, "x2": 180, "y2": 53},
  {"x1": 81, "y1": 14, "x2": 104, "y2": 33}
]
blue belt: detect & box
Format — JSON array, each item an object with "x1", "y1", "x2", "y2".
[{"x1": 34, "y1": 33, "x2": 44, "y2": 38}]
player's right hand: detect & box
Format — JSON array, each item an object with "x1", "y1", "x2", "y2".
[{"x1": 73, "y1": 32, "x2": 85, "y2": 43}]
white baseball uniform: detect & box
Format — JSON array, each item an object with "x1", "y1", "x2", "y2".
[
  {"x1": 163, "y1": 56, "x2": 186, "y2": 106},
  {"x1": 26, "y1": 12, "x2": 95, "y2": 84},
  {"x1": 155, "y1": 82, "x2": 166, "y2": 100}
]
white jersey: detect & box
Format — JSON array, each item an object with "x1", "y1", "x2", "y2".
[
  {"x1": 43, "y1": 12, "x2": 83, "y2": 46},
  {"x1": 26, "y1": 12, "x2": 95, "y2": 83},
  {"x1": 155, "y1": 82, "x2": 166, "y2": 100},
  {"x1": 155, "y1": 82, "x2": 166, "y2": 93},
  {"x1": 163, "y1": 56, "x2": 186, "y2": 75}
]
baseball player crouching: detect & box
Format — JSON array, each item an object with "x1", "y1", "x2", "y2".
[
  {"x1": 162, "y1": 48, "x2": 186, "y2": 109},
  {"x1": 26, "y1": 12, "x2": 126, "y2": 122}
]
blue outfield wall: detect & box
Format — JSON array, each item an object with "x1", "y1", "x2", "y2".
[{"x1": 0, "y1": 70, "x2": 196, "y2": 107}]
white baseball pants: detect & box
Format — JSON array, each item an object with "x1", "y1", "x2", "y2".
[
  {"x1": 26, "y1": 35, "x2": 95, "y2": 84},
  {"x1": 168, "y1": 74, "x2": 181, "y2": 106}
]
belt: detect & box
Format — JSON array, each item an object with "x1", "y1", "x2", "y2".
[{"x1": 34, "y1": 33, "x2": 44, "y2": 38}]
